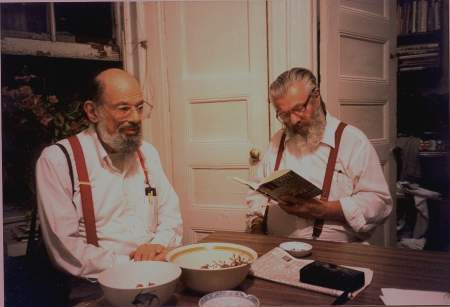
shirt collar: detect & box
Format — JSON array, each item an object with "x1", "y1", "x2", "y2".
[
  {"x1": 321, "y1": 114, "x2": 340, "y2": 148},
  {"x1": 85, "y1": 125, "x2": 113, "y2": 168},
  {"x1": 85, "y1": 125, "x2": 140, "y2": 173}
]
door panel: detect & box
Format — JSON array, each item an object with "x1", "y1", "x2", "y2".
[
  {"x1": 320, "y1": 0, "x2": 397, "y2": 246},
  {"x1": 163, "y1": 1, "x2": 269, "y2": 242}
]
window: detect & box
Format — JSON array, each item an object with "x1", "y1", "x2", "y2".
[
  {"x1": 1, "y1": 2, "x2": 121, "y2": 61},
  {"x1": 1, "y1": 2, "x2": 123, "y2": 211}
]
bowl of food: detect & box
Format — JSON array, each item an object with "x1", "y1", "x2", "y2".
[
  {"x1": 279, "y1": 241, "x2": 312, "y2": 258},
  {"x1": 199, "y1": 290, "x2": 260, "y2": 307},
  {"x1": 166, "y1": 242, "x2": 258, "y2": 293},
  {"x1": 98, "y1": 261, "x2": 181, "y2": 307}
]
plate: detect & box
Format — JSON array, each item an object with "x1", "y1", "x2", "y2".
[
  {"x1": 279, "y1": 241, "x2": 312, "y2": 257},
  {"x1": 198, "y1": 290, "x2": 260, "y2": 307}
]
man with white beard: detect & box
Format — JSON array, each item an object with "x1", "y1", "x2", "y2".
[
  {"x1": 36, "y1": 68, "x2": 182, "y2": 279},
  {"x1": 246, "y1": 67, "x2": 392, "y2": 242}
]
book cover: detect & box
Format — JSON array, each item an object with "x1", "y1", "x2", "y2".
[{"x1": 233, "y1": 169, "x2": 322, "y2": 205}]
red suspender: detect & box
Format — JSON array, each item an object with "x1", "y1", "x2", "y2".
[
  {"x1": 137, "y1": 150, "x2": 150, "y2": 186},
  {"x1": 312, "y1": 122, "x2": 347, "y2": 238},
  {"x1": 67, "y1": 136, "x2": 99, "y2": 247},
  {"x1": 66, "y1": 137, "x2": 153, "y2": 247},
  {"x1": 274, "y1": 132, "x2": 287, "y2": 171}
]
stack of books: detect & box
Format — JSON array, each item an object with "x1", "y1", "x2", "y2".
[
  {"x1": 397, "y1": 42, "x2": 440, "y2": 72},
  {"x1": 397, "y1": 0, "x2": 442, "y2": 35}
]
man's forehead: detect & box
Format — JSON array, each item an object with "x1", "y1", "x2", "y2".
[
  {"x1": 286, "y1": 81, "x2": 307, "y2": 97},
  {"x1": 101, "y1": 82, "x2": 143, "y2": 104}
]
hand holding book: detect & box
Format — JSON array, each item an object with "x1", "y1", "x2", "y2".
[
  {"x1": 233, "y1": 169, "x2": 322, "y2": 205},
  {"x1": 278, "y1": 198, "x2": 328, "y2": 219}
]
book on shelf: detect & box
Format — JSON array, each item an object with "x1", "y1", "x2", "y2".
[
  {"x1": 233, "y1": 169, "x2": 322, "y2": 205},
  {"x1": 397, "y1": 0, "x2": 442, "y2": 34},
  {"x1": 399, "y1": 57, "x2": 439, "y2": 65},
  {"x1": 397, "y1": 42, "x2": 439, "y2": 51},
  {"x1": 397, "y1": 47, "x2": 439, "y2": 55},
  {"x1": 399, "y1": 65, "x2": 439, "y2": 72},
  {"x1": 398, "y1": 52, "x2": 439, "y2": 60}
]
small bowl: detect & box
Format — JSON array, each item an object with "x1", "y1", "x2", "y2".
[
  {"x1": 199, "y1": 290, "x2": 260, "y2": 307},
  {"x1": 98, "y1": 261, "x2": 181, "y2": 307},
  {"x1": 279, "y1": 241, "x2": 312, "y2": 257}
]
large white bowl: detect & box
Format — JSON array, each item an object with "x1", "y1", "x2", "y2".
[
  {"x1": 98, "y1": 261, "x2": 181, "y2": 307},
  {"x1": 166, "y1": 242, "x2": 258, "y2": 293}
]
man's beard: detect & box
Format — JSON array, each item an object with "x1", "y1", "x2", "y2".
[
  {"x1": 96, "y1": 120, "x2": 142, "y2": 154},
  {"x1": 286, "y1": 107, "x2": 326, "y2": 154}
]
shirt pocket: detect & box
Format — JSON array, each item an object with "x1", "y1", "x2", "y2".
[
  {"x1": 143, "y1": 192, "x2": 159, "y2": 233},
  {"x1": 331, "y1": 168, "x2": 353, "y2": 197}
]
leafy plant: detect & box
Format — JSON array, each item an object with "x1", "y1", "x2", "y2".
[
  {"x1": 2, "y1": 81, "x2": 89, "y2": 141},
  {"x1": 2, "y1": 70, "x2": 89, "y2": 207}
]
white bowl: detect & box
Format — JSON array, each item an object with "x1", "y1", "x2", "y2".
[
  {"x1": 199, "y1": 290, "x2": 260, "y2": 307},
  {"x1": 279, "y1": 241, "x2": 312, "y2": 257},
  {"x1": 98, "y1": 261, "x2": 181, "y2": 307},
  {"x1": 166, "y1": 242, "x2": 258, "y2": 293}
]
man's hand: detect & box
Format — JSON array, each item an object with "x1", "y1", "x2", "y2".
[
  {"x1": 278, "y1": 199, "x2": 345, "y2": 222},
  {"x1": 249, "y1": 216, "x2": 265, "y2": 234},
  {"x1": 129, "y1": 243, "x2": 167, "y2": 261}
]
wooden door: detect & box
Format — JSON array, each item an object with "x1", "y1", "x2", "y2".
[
  {"x1": 320, "y1": 0, "x2": 397, "y2": 246},
  {"x1": 163, "y1": 1, "x2": 270, "y2": 242}
]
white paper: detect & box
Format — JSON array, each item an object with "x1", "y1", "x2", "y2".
[
  {"x1": 380, "y1": 288, "x2": 450, "y2": 305},
  {"x1": 250, "y1": 247, "x2": 373, "y2": 299}
]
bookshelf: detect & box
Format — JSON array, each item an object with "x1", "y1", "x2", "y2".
[
  {"x1": 397, "y1": 0, "x2": 443, "y2": 72},
  {"x1": 396, "y1": 0, "x2": 449, "y2": 251},
  {"x1": 396, "y1": 0, "x2": 449, "y2": 198}
]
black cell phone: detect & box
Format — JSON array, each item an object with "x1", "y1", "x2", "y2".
[{"x1": 299, "y1": 261, "x2": 365, "y2": 292}]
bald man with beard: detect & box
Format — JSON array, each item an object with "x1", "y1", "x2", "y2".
[
  {"x1": 246, "y1": 67, "x2": 392, "y2": 243},
  {"x1": 36, "y1": 68, "x2": 182, "y2": 280}
]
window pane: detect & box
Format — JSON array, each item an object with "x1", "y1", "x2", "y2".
[
  {"x1": 1, "y1": 3, "x2": 49, "y2": 39},
  {"x1": 54, "y1": 2, "x2": 114, "y2": 44}
]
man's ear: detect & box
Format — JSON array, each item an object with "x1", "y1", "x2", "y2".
[{"x1": 84, "y1": 100, "x2": 99, "y2": 123}]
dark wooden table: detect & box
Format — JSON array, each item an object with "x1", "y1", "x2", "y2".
[{"x1": 171, "y1": 231, "x2": 450, "y2": 306}]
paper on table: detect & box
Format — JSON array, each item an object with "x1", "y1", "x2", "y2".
[
  {"x1": 380, "y1": 288, "x2": 450, "y2": 305},
  {"x1": 250, "y1": 247, "x2": 373, "y2": 299}
]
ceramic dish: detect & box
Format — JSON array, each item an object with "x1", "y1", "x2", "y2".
[
  {"x1": 166, "y1": 242, "x2": 258, "y2": 293},
  {"x1": 279, "y1": 241, "x2": 312, "y2": 257},
  {"x1": 98, "y1": 261, "x2": 181, "y2": 307},
  {"x1": 198, "y1": 290, "x2": 260, "y2": 307}
]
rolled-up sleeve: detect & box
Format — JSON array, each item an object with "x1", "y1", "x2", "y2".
[
  {"x1": 36, "y1": 146, "x2": 130, "y2": 279},
  {"x1": 339, "y1": 137, "x2": 392, "y2": 237},
  {"x1": 245, "y1": 144, "x2": 277, "y2": 230}
]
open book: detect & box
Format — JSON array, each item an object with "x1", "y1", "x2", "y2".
[{"x1": 233, "y1": 169, "x2": 322, "y2": 205}]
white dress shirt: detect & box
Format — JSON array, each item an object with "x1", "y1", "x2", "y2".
[
  {"x1": 246, "y1": 114, "x2": 392, "y2": 242},
  {"x1": 36, "y1": 127, "x2": 182, "y2": 278}
]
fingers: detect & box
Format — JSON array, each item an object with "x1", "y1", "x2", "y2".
[
  {"x1": 131, "y1": 244, "x2": 167, "y2": 262},
  {"x1": 154, "y1": 249, "x2": 167, "y2": 261}
]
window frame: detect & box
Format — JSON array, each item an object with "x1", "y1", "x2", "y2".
[{"x1": 1, "y1": 3, "x2": 122, "y2": 62}]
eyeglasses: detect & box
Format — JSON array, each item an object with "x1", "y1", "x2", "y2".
[
  {"x1": 275, "y1": 88, "x2": 317, "y2": 123},
  {"x1": 102, "y1": 101, "x2": 154, "y2": 119}
]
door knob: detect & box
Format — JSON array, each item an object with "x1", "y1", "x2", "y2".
[{"x1": 249, "y1": 148, "x2": 261, "y2": 163}]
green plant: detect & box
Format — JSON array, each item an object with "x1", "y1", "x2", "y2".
[
  {"x1": 1, "y1": 71, "x2": 89, "y2": 207},
  {"x1": 2, "y1": 83, "x2": 89, "y2": 142}
]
